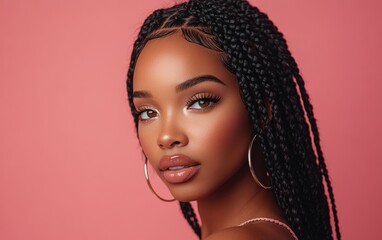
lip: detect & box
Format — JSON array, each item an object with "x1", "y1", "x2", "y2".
[{"x1": 159, "y1": 155, "x2": 200, "y2": 184}]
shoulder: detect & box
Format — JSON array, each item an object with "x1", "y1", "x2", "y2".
[{"x1": 204, "y1": 223, "x2": 295, "y2": 240}]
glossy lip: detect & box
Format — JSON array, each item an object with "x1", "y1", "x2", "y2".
[
  {"x1": 158, "y1": 154, "x2": 201, "y2": 184},
  {"x1": 158, "y1": 154, "x2": 200, "y2": 171}
]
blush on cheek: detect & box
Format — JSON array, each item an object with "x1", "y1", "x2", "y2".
[
  {"x1": 193, "y1": 105, "x2": 252, "y2": 162},
  {"x1": 216, "y1": 114, "x2": 250, "y2": 154}
]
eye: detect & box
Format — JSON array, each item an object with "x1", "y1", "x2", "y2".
[
  {"x1": 186, "y1": 93, "x2": 221, "y2": 110},
  {"x1": 138, "y1": 109, "x2": 158, "y2": 121},
  {"x1": 189, "y1": 99, "x2": 214, "y2": 109}
]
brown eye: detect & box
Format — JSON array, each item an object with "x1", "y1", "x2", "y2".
[
  {"x1": 199, "y1": 100, "x2": 211, "y2": 108},
  {"x1": 138, "y1": 109, "x2": 158, "y2": 121},
  {"x1": 188, "y1": 99, "x2": 213, "y2": 109},
  {"x1": 186, "y1": 93, "x2": 221, "y2": 110}
]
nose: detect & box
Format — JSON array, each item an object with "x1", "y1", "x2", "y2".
[{"x1": 157, "y1": 117, "x2": 188, "y2": 149}]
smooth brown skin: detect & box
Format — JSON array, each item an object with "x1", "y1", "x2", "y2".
[{"x1": 133, "y1": 32, "x2": 293, "y2": 240}]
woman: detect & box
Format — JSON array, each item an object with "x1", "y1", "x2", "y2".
[{"x1": 126, "y1": 0, "x2": 340, "y2": 239}]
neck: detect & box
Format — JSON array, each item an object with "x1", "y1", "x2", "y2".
[{"x1": 197, "y1": 164, "x2": 281, "y2": 239}]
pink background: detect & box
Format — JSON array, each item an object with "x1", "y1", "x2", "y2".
[{"x1": 0, "y1": 0, "x2": 381, "y2": 239}]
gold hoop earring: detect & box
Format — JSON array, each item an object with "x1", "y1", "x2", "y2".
[
  {"x1": 248, "y1": 135, "x2": 271, "y2": 189},
  {"x1": 144, "y1": 158, "x2": 176, "y2": 202}
]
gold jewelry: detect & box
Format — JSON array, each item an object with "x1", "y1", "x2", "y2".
[
  {"x1": 144, "y1": 158, "x2": 176, "y2": 202},
  {"x1": 248, "y1": 135, "x2": 271, "y2": 189}
]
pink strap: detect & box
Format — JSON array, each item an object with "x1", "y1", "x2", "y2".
[{"x1": 238, "y1": 217, "x2": 298, "y2": 240}]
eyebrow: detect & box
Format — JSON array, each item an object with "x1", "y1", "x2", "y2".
[
  {"x1": 175, "y1": 75, "x2": 226, "y2": 92},
  {"x1": 133, "y1": 90, "x2": 152, "y2": 98},
  {"x1": 133, "y1": 74, "x2": 226, "y2": 98}
]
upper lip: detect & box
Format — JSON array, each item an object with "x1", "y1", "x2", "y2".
[{"x1": 158, "y1": 154, "x2": 200, "y2": 171}]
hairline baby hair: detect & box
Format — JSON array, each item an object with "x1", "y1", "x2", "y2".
[{"x1": 126, "y1": 1, "x2": 341, "y2": 239}]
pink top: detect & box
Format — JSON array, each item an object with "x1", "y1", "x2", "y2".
[{"x1": 238, "y1": 217, "x2": 299, "y2": 240}]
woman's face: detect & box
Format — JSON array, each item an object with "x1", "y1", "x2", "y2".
[{"x1": 133, "y1": 32, "x2": 253, "y2": 201}]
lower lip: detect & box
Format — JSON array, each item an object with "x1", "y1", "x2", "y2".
[{"x1": 161, "y1": 165, "x2": 200, "y2": 184}]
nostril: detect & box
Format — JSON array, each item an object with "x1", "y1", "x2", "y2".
[
  {"x1": 170, "y1": 141, "x2": 181, "y2": 147},
  {"x1": 158, "y1": 140, "x2": 181, "y2": 149},
  {"x1": 157, "y1": 131, "x2": 188, "y2": 149}
]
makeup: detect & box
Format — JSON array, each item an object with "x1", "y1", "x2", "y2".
[
  {"x1": 134, "y1": 32, "x2": 253, "y2": 201},
  {"x1": 159, "y1": 155, "x2": 200, "y2": 184}
]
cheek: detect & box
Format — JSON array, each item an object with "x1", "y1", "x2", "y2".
[
  {"x1": 189, "y1": 102, "x2": 252, "y2": 161},
  {"x1": 137, "y1": 125, "x2": 157, "y2": 159}
]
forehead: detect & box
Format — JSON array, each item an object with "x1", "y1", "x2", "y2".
[{"x1": 133, "y1": 31, "x2": 235, "y2": 89}]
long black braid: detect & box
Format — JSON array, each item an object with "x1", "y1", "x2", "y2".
[{"x1": 126, "y1": 1, "x2": 340, "y2": 239}]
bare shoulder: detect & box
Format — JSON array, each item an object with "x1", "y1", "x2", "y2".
[{"x1": 204, "y1": 223, "x2": 296, "y2": 240}]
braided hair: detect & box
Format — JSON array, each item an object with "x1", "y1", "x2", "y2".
[{"x1": 126, "y1": 1, "x2": 340, "y2": 239}]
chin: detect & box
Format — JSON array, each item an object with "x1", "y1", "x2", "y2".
[{"x1": 168, "y1": 183, "x2": 209, "y2": 202}]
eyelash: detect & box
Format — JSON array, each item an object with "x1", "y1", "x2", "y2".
[
  {"x1": 135, "y1": 92, "x2": 221, "y2": 122},
  {"x1": 185, "y1": 92, "x2": 221, "y2": 110}
]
